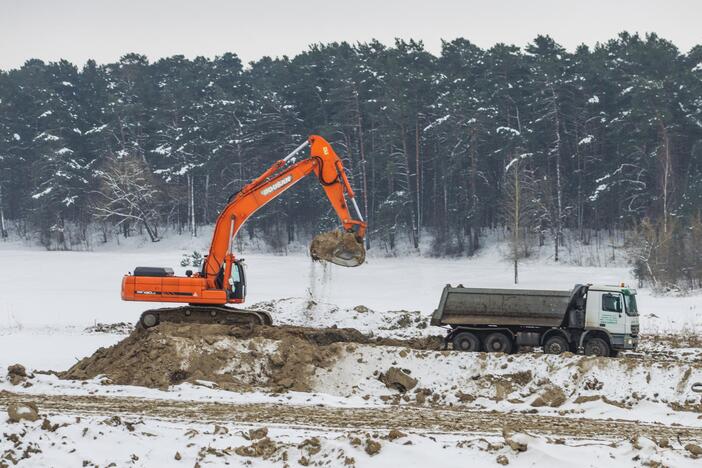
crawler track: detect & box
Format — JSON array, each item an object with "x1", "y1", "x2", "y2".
[{"x1": 138, "y1": 305, "x2": 272, "y2": 329}]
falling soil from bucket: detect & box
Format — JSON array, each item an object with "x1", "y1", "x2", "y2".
[{"x1": 309, "y1": 230, "x2": 365, "y2": 267}]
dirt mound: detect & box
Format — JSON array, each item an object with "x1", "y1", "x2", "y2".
[
  {"x1": 60, "y1": 323, "x2": 441, "y2": 391},
  {"x1": 310, "y1": 230, "x2": 365, "y2": 267},
  {"x1": 61, "y1": 323, "x2": 350, "y2": 391}
]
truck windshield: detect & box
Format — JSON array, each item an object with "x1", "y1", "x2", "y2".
[{"x1": 624, "y1": 294, "x2": 638, "y2": 316}]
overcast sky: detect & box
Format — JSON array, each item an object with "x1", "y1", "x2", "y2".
[{"x1": 1, "y1": 0, "x2": 699, "y2": 70}]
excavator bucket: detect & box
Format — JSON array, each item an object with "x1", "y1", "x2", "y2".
[{"x1": 310, "y1": 230, "x2": 366, "y2": 267}]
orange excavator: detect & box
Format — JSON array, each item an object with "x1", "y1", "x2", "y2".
[{"x1": 121, "y1": 135, "x2": 367, "y2": 328}]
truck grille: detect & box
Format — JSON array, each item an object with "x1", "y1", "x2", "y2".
[{"x1": 631, "y1": 324, "x2": 639, "y2": 336}]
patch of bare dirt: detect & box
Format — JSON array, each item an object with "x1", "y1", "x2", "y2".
[
  {"x1": 84, "y1": 322, "x2": 134, "y2": 335},
  {"x1": 2, "y1": 391, "x2": 701, "y2": 442},
  {"x1": 59, "y1": 323, "x2": 443, "y2": 390}
]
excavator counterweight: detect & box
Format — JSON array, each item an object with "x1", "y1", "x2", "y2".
[{"x1": 121, "y1": 135, "x2": 367, "y2": 328}]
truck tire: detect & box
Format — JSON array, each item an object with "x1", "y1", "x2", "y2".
[
  {"x1": 584, "y1": 337, "x2": 610, "y2": 357},
  {"x1": 484, "y1": 332, "x2": 512, "y2": 354},
  {"x1": 543, "y1": 335, "x2": 569, "y2": 355},
  {"x1": 452, "y1": 332, "x2": 481, "y2": 352}
]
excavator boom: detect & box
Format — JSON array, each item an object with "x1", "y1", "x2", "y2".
[{"x1": 120, "y1": 135, "x2": 367, "y2": 328}]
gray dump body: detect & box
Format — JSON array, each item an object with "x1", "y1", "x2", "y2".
[{"x1": 430, "y1": 285, "x2": 571, "y2": 328}]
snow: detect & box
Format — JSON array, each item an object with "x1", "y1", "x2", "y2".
[
  {"x1": 12, "y1": 133, "x2": 20, "y2": 141},
  {"x1": 692, "y1": 62, "x2": 702, "y2": 72},
  {"x1": 1, "y1": 240, "x2": 701, "y2": 466},
  {"x1": 578, "y1": 135, "x2": 594, "y2": 146},
  {"x1": 587, "y1": 95, "x2": 600, "y2": 104},
  {"x1": 0, "y1": 241, "x2": 699, "y2": 348},
  {"x1": 38, "y1": 110, "x2": 53, "y2": 118},
  {"x1": 496, "y1": 126, "x2": 520, "y2": 136},
  {"x1": 504, "y1": 153, "x2": 531, "y2": 172},
  {"x1": 422, "y1": 114, "x2": 450, "y2": 132},
  {"x1": 30, "y1": 187, "x2": 53, "y2": 199},
  {"x1": 33, "y1": 131, "x2": 59, "y2": 142},
  {"x1": 152, "y1": 144, "x2": 172, "y2": 155},
  {"x1": 84, "y1": 124, "x2": 108, "y2": 135},
  {"x1": 4, "y1": 413, "x2": 695, "y2": 468},
  {"x1": 589, "y1": 183, "x2": 608, "y2": 201}
]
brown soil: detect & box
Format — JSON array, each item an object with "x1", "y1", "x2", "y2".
[
  {"x1": 1, "y1": 391, "x2": 701, "y2": 442},
  {"x1": 309, "y1": 230, "x2": 365, "y2": 267},
  {"x1": 60, "y1": 323, "x2": 443, "y2": 390}
]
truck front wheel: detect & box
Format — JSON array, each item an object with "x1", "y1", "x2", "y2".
[
  {"x1": 584, "y1": 337, "x2": 610, "y2": 357},
  {"x1": 452, "y1": 332, "x2": 481, "y2": 352},
  {"x1": 484, "y1": 332, "x2": 512, "y2": 354},
  {"x1": 543, "y1": 335, "x2": 569, "y2": 355}
]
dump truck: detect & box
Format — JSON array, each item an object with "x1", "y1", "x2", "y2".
[{"x1": 431, "y1": 284, "x2": 639, "y2": 357}]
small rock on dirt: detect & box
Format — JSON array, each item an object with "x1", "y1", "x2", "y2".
[
  {"x1": 502, "y1": 428, "x2": 528, "y2": 452},
  {"x1": 7, "y1": 364, "x2": 27, "y2": 385},
  {"x1": 387, "y1": 429, "x2": 407, "y2": 441},
  {"x1": 235, "y1": 437, "x2": 277, "y2": 458},
  {"x1": 685, "y1": 443, "x2": 702, "y2": 457},
  {"x1": 365, "y1": 438, "x2": 382, "y2": 456},
  {"x1": 7, "y1": 401, "x2": 39, "y2": 423},
  {"x1": 381, "y1": 367, "x2": 417, "y2": 393},
  {"x1": 530, "y1": 385, "x2": 566, "y2": 408},
  {"x1": 248, "y1": 427, "x2": 268, "y2": 440}
]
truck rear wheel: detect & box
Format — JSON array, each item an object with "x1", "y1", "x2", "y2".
[
  {"x1": 484, "y1": 332, "x2": 512, "y2": 354},
  {"x1": 543, "y1": 335, "x2": 568, "y2": 355},
  {"x1": 452, "y1": 332, "x2": 480, "y2": 352},
  {"x1": 584, "y1": 337, "x2": 610, "y2": 357}
]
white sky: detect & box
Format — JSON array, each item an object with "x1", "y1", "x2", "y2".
[{"x1": 1, "y1": 0, "x2": 699, "y2": 70}]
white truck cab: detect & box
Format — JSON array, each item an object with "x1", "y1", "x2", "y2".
[{"x1": 583, "y1": 284, "x2": 639, "y2": 352}]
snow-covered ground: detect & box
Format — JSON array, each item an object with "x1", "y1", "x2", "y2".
[
  {"x1": 1, "y1": 240, "x2": 701, "y2": 466},
  {"x1": 0, "y1": 240, "x2": 699, "y2": 367}
]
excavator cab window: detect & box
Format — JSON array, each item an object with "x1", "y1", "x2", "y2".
[{"x1": 229, "y1": 260, "x2": 246, "y2": 300}]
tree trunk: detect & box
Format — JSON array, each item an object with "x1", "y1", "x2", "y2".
[
  {"x1": 415, "y1": 117, "x2": 422, "y2": 241},
  {"x1": 513, "y1": 156, "x2": 520, "y2": 285},
  {"x1": 0, "y1": 183, "x2": 7, "y2": 239},
  {"x1": 468, "y1": 126, "x2": 479, "y2": 253},
  {"x1": 188, "y1": 173, "x2": 196, "y2": 237},
  {"x1": 658, "y1": 117, "x2": 672, "y2": 234},
  {"x1": 204, "y1": 173, "x2": 210, "y2": 223},
  {"x1": 401, "y1": 124, "x2": 419, "y2": 249},
  {"x1": 550, "y1": 86, "x2": 563, "y2": 262},
  {"x1": 355, "y1": 93, "x2": 370, "y2": 249}
]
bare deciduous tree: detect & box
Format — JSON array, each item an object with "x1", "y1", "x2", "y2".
[
  {"x1": 92, "y1": 153, "x2": 165, "y2": 242},
  {"x1": 503, "y1": 154, "x2": 538, "y2": 284}
]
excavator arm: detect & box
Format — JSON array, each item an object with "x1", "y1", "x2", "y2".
[{"x1": 202, "y1": 134, "x2": 366, "y2": 287}]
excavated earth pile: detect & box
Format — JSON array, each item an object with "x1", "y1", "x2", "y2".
[
  {"x1": 60, "y1": 323, "x2": 442, "y2": 391},
  {"x1": 310, "y1": 230, "x2": 366, "y2": 267}
]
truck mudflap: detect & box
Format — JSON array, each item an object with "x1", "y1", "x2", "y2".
[{"x1": 430, "y1": 308, "x2": 443, "y2": 327}]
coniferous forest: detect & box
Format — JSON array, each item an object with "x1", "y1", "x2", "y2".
[{"x1": 1, "y1": 33, "x2": 701, "y2": 288}]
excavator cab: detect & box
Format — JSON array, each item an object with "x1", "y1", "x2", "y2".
[{"x1": 228, "y1": 259, "x2": 246, "y2": 301}]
